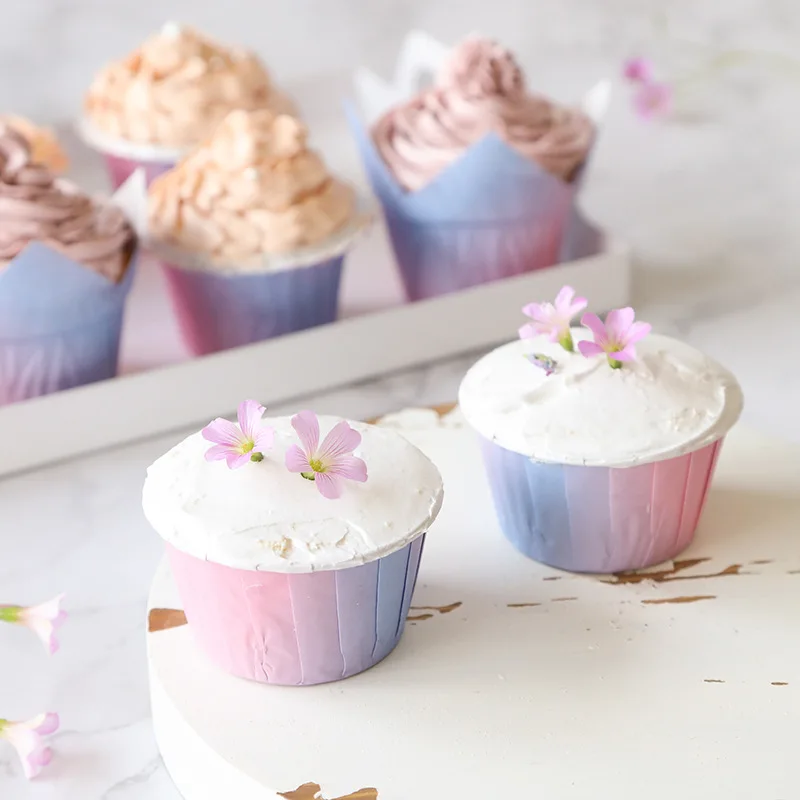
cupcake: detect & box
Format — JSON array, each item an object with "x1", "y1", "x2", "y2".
[
  {"x1": 81, "y1": 23, "x2": 294, "y2": 189},
  {"x1": 147, "y1": 108, "x2": 365, "y2": 356},
  {"x1": 0, "y1": 116, "x2": 68, "y2": 174},
  {"x1": 143, "y1": 402, "x2": 444, "y2": 686},
  {"x1": 0, "y1": 126, "x2": 137, "y2": 405},
  {"x1": 458, "y1": 287, "x2": 743, "y2": 574},
  {"x1": 349, "y1": 35, "x2": 603, "y2": 301}
]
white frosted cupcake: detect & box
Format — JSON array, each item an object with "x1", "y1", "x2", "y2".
[
  {"x1": 458, "y1": 287, "x2": 743, "y2": 573},
  {"x1": 143, "y1": 402, "x2": 444, "y2": 685}
]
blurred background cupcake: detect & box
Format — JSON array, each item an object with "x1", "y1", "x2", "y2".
[
  {"x1": 0, "y1": 126, "x2": 137, "y2": 405},
  {"x1": 0, "y1": 115, "x2": 69, "y2": 174},
  {"x1": 80, "y1": 23, "x2": 295, "y2": 190},
  {"x1": 350, "y1": 35, "x2": 604, "y2": 301},
  {"x1": 147, "y1": 108, "x2": 368, "y2": 356},
  {"x1": 458, "y1": 290, "x2": 744, "y2": 574}
]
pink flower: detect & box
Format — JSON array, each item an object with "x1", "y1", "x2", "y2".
[
  {"x1": 578, "y1": 307, "x2": 652, "y2": 368},
  {"x1": 202, "y1": 400, "x2": 275, "y2": 469},
  {"x1": 285, "y1": 411, "x2": 368, "y2": 499},
  {"x1": 633, "y1": 81, "x2": 672, "y2": 119},
  {"x1": 623, "y1": 57, "x2": 654, "y2": 83},
  {"x1": 0, "y1": 712, "x2": 59, "y2": 779},
  {"x1": 519, "y1": 286, "x2": 588, "y2": 352},
  {"x1": 0, "y1": 594, "x2": 66, "y2": 655}
]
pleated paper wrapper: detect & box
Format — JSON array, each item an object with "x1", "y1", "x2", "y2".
[
  {"x1": 166, "y1": 534, "x2": 426, "y2": 686},
  {"x1": 480, "y1": 436, "x2": 724, "y2": 574}
]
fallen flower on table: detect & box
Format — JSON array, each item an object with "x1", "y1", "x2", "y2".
[
  {"x1": 0, "y1": 594, "x2": 66, "y2": 655},
  {"x1": 0, "y1": 712, "x2": 59, "y2": 779}
]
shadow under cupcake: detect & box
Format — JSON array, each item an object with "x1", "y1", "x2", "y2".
[
  {"x1": 350, "y1": 35, "x2": 606, "y2": 301},
  {"x1": 146, "y1": 109, "x2": 369, "y2": 356}
]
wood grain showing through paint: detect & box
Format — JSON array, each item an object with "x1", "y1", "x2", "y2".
[
  {"x1": 608, "y1": 558, "x2": 745, "y2": 585},
  {"x1": 507, "y1": 602, "x2": 543, "y2": 608},
  {"x1": 641, "y1": 595, "x2": 716, "y2": 605},
  {"x1": 279, "y1": 783, "x2": 378, "y2": 799},
  {"x1": 704, "y1": 679, "x2": 725, "y2": 683},
  {"x1": 410, "y1": 602, "x2": 462, "y2": 614},
  {"x1": 148, "y1": 608, "x2": 188, "y2": 632}
]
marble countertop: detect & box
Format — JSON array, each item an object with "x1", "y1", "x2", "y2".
[{"x1": 4, "y1": 0, "x2": 800, "y2": 796}]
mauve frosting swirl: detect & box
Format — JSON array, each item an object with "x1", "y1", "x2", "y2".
[
  {"x1": 0, "y1": 126, "x2": 134, "y2": 281},
  {"x1": 371, "y1": 37, "x2": 595, "y2": 191}
]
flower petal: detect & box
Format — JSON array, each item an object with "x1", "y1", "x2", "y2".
[
  {"x1": 314, "y1": 471, "x2": 343, "y2": 499},
  {"x1": 611, "y1": 345, "x2": 637, "y2": 362},
  {"x1": 554, "y1": 286, "x2": 576, "y2": 311},
  {"x1": 237, "y1": 400, "x2": 266, "y2": 441},
  {"x1": 578, "y1": 340, "x2": 605, "y2": 358},
  {"x1": 31, "y1": 713, "x2": 59, "y2": 736},
  {"x1": 204, "y1": 444, "x2": 235, "y2": 463},
  {"x1": 626, "y1": 321, "x2": 652, "y2": 346},
  {"x1": 285, "y1": 444, "x2": 312, "y2": 474},
  {"x1": 319, "y1": 421, "x2": 362, "y2": 463},
  {"x1": 518, "y1": 322, "x2": 539, "y2": 340},
  {"x1": 291, "y1": 411, "x2": 320, "y2": 457},
  {"x1": 202, "y1": 418, "x2": 245, "y2": 447},
  {"x1": 604, "y1": 307, "x2": 635, "y2": 342},
  {"x1": 633, "y1": 82, "x2": 672, "y2": 118},
  {"x1": 252, "y1": 425, "x2": 275, "y2": 455},
  {"x1": 580, "y1": 312, "x2": 607, "y2": 345},
  {"x1": 623, "y1": 57, "x2": 654, "y2": 83},
  {"x1": 226, "y1": 451, "x2": 252, "y2": 469},
  {"x1": 327, "y1": 455, "x2": 368, "y2": 483}
]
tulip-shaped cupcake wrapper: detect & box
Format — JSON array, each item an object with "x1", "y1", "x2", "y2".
[
  {"x1": 166, "y1": 536, "x2": 426, "y2": 686},
  {"x1": 480, "y1": 437, "x2": 723, "y2": 574},
  {"x1": 77, "y1": 117, "x2": 183, "y2": 190},
  {"x1": 0, "y1": 242, "x2": 136, "y2": 405},
  {"x1": 349, "y1": 34, "x2": 609, "y2": 301}
]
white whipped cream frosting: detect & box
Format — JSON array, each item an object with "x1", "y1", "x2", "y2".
[
  {"x1": 143, "y1": 415, "x2": 444, "y2": 572},
  {"x1": 458, "y1": 331, "x2": 743, "y2": 467}
]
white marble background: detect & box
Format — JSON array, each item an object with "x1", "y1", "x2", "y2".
[{"x1": 2, "y1": 0, "x2": 800, "y2": 796}]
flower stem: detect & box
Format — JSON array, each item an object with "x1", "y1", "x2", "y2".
[
  {"x1": 0, "y1": 606, "x2": 21, "y2": 623},
  {"x1": 250, "y1": 452, "x2": 264, "y2": 463},
  {"x1": 559, "y1": 333, "x2": 574, "y2": 352},
  {"x1": 300, "y1": 471, "x2": 316, "y2": 481},
  {"x1": 608, "y1": 357, "x2": 623, "y2": 369}
]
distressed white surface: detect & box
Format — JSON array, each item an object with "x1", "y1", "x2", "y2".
[{"x1": 148, "y1": 411, "x2": 800, "y2": 800}]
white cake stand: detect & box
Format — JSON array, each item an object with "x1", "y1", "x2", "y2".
[{"x1": 147, "y1": 408, "x2": 799, "y2": 800}]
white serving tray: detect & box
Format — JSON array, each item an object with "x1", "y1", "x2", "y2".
[
  {"x1": 146, "y1": 408, "x2": 799, "y2": 800},
  {"x1": 0, "y1": 226, "x2": 630, "y2": 476}
]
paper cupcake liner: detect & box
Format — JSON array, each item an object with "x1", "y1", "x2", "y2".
[
  {"x1": 384, "y1": 210, "x2": 568, "y2": 301},
  {"x1": 76, "y1": 117, "x2": 184, "y2": 190},
  {"x1": 0, "y1": 242, "x2": 136, "y2": 405},
  {"x1": 480, "y1": 437, "x2": 723, "y2": 574},
  {"x1": 102, "y1": 154, "x2": 174, "y2": 191},
  {"x1": 166, "y1": 536, "x2": 426, "y2": 686},
  {"x1": 159, "y1": 254, "x2": 344, "y2": 356}
]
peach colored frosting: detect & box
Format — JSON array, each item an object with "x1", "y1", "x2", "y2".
[
  {"x1": 0, "y1": 116, "x2": 68, "y2": 174},
  {"x1": 371, "y1": 36, "x2": 595, "y2": 191},
  {"x1": 148, "y1": 109, "x2": 355, "y2": 263},
  {"x1": 0, "y1": 126, "x2": 134, "y2": 281},
  {"x1": 84, "y1": 24, "x2": 294, "y2": 148}
]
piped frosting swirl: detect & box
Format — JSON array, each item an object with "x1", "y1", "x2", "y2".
[
  {"x1": 372, "y1": 36, "x2": 595, "y2": 191},
  {"x1": 84, "y1": 24, "x2": 294, "y2": 148},
  {"x1": 0, "y1": 126, "x2": 134, "y2": 281},
  {"x1": 148, "y1": 109, "x2": 355, "y2": 263}
]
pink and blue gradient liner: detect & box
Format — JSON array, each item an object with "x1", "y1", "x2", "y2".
[
  {"x1": 480, "y1": 437, "x2": 723, "y2": 574},
  {"x1": 167, "y1": 535, "x2": 426, "y2": 686},
  {"x1": 347, "y1": 104, "x2": 604, "y2": 301}
]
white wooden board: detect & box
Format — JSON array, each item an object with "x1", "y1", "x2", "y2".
[{"x1": 147, "y1": 408, "x2": 800, "y2": 800}]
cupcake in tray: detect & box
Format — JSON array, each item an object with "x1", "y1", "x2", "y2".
[
  {"x1": 143, "y1": 402, "x2": 444, "y2": 686},
  {"x1": 0, "y1": 115, "x2": 68, "y2": 174},
  {"x1": 81, "y1": 23, "x2": 295, "y2": 189},
  {"x1": 147, "y1": 108, "x2": 367, "y2": 356},
  {"x1": 350, "y1": 35, "x2": 604, "y2": 301},
  {"x1": 0, "y1": 126, "x2": 137, "y2": 405},
  {"x1": 458, "y1": 286, "x2": 744, "y2": 574}
]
